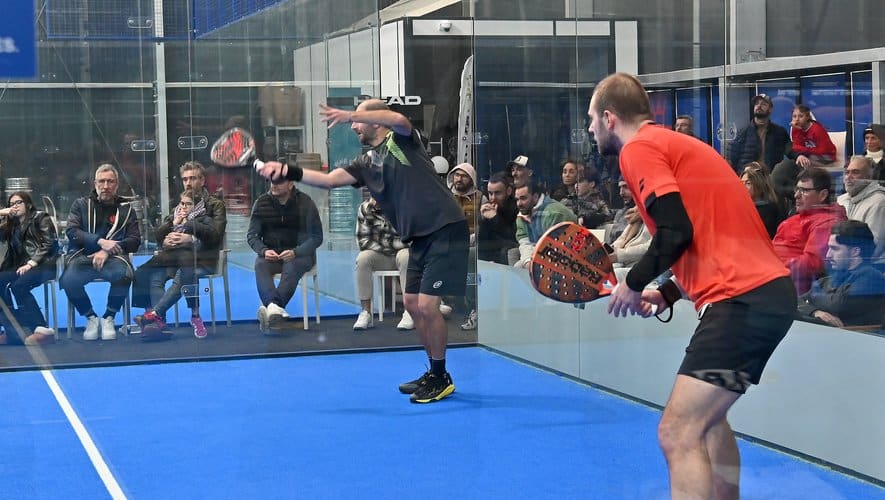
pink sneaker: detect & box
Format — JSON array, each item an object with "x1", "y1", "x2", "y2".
[{"x1": 191, "y1": 317, "x2": 207, "y2": 339}]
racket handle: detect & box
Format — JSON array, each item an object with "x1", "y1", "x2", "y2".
[{"x1": 253, "y1": 159, "x2": 265, "y2": 170}]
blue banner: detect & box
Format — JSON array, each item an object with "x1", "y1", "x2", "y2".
[{"x1": 0, "y1": 0, "x2": 36, "y2": 78}]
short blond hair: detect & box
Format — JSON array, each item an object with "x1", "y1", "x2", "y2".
[{"x1": 591, "y1": 72, "x2": 653, "y2": 124}]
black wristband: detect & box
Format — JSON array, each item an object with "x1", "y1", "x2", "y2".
[
  {"x1": 286, "y1": 162, "x2": 304, "y2": 182},
  {"x1": 658, "y1": 278, "x2": 682, "y2": 308}
]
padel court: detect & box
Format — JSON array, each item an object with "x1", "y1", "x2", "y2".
[{"x1": 1, "y1": 347, "x2": 881, "y2": 499}]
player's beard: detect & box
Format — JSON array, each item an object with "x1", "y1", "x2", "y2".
[{"x1": 595, "y1": 127, "x2": 623, "y2": 156}]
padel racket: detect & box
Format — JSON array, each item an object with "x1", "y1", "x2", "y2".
[
  {"x1": 530, "y1": 222, "x2": 617, "y2": 304},
  {"x1": 210, "y1": 127, "x2": 265, "y2": 169}
]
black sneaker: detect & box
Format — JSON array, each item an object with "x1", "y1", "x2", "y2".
[
  {"x1": 398, "y1": 370, "x2": 430, "y2": 394},
  {"x1": 409, "y1": 372, "x2": 455, "y2": 404}
]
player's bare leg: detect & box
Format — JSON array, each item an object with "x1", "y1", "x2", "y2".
[
  {"x1": 658, "y1": 375, "x2": 741, "y2": 499},
  {"x1": 706, "y1": 418, "x2": 740, "y2": 500}
]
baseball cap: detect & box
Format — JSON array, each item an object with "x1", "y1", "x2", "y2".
[
  {"x1": 508, "y1": 155, "x2": 529, "y2": 169},
  {"x1": 863, "y1": 126, "x2": 876, "y2": 138},
  {"x1": 752, "y1": 94, "x2": 772, "y2": 106}
]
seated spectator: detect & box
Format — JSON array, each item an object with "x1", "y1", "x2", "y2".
[
  {"x1": 352, "y1": 196, "x2": 411, "y2": 331},
  {"x1": 0, "y1": 192, "x2": 59, "y2": 345},
  {"x1": 673, "y1": 115, "x2": 694, "y2": 137},
  {"x1": 837, "y1": 156, "x2": 885, "y2": 266},
  {"x1": 508, "y1": 155, "x2": 533, "y2": 189},
  {"x1": 561, "y1": 165, "x2": 612, "y2": 229},
  {"x1": 477, "y1": 171, "x2": 518, "y2": 265},
  {"x1": 771, "y1": 104, "x2": 838, "y2": 214},
  {"x1": 131, "y1": 189, "x2": 216, "y2": 339},
  {"x1": 741, "y1": 162, "x2": 785, "y2": 238},
  {"x1": 773, "y1": 167, "x2": 847, "y2": 295},
  {"x1": 247, "y1": 176, "x2": 323, "y2": 332},
  {"x1": 863, "y1": 125, "x2": 884, "y2": 181},
  {"x1": 446, "y1": 163, "x2": 486, "y2": 331},
  {"x1": 513, "y1": 180, "x2": 577, "y2": 269},
  {"x1": 608, "y1": 203, "x2": 651, "y2": 268},
  {"x1": 727, "y1": 94, "x2": 791, "y2": 173},
  {"x1": 607, "y1": 179, "x2": 633, "y2": 244},
  {"x1": 797, "y1": 221, "x2": 885, "y2": 328},
  {"x1": 549, "y1": 159, "x2": 581, "y2": 201},
  {"x1": 60, "y1": 164, "x2": 140, "y2": 341}
]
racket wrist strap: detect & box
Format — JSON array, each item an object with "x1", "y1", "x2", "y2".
[
  {"x1": 658, "y1": 278, "x2": 682, "y2": 309},
  {"x1": 285, "y1": 162, "x2": 304, "y2": 182}
]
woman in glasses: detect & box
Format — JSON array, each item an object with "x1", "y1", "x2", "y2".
[
  {"x1": 0, "y1": 191, "x2": 60, "y2": 345},
  {"x1": 131, "y1": 189, "x2": 213, "y2": 339}
]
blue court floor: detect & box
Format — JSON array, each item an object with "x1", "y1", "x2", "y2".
[{"x1": 0, "y1": 347, "x2": 881, "y2": 499}]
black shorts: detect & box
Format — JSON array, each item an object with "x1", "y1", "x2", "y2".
[
  {"x1": 404, "y1": 220, "x2": 469, "y2": 297},
  {"x1": 678, "y1": 276, "x2": 797, "y2": 394}
]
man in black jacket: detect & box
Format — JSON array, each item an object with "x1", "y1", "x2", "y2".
[
  {"x1": 727, "y1": 94, "x2": 791, "y2": 173},
  {"x1": 477, "y1": 171, "x2": 518, "y2": 265},
  {"x1": 247, "y1": 176, "x2": 323, "y2": 331}
]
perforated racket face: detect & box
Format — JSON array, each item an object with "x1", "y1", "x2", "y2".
[
  {"x1": 530, "y1": 222, "x2": 617, "y2": 303},
  {"x1": 210, "y1": 127, "x2": 256, "y2": 167}
]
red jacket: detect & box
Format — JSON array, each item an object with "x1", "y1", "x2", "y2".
[
  {"x1": 773, "y1": 204, "x2": 847, "y2": 294},
  {"x1": 789, "y1": 121, "x2": 836, "y2": 161}
]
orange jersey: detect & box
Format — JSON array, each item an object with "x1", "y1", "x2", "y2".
[{"x1": 620, "y1": 124, "x2": 789, "y2": 308}]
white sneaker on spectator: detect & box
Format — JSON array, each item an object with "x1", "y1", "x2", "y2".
[
  {"x1": 267, "y1": 303, "x2": 288, "y2": 324},
  {"x1": 83, "y1": 316, "x2": 100, "y2": 341},
  {"x1": 353, "y1": 310, "x2": 373, "y2": 330},
  {"x1": 439, "y1": 302, "x2": 453, "y2": 316},
  {"x1": 101, "y1": 317, "x2": 117, "y2": 340},
  {"x1": 257, "y1": 306, "x2": 269, "y2": 332},
  {"x1": 397, "y1": 311, "x2": 415, "y2": 331}
]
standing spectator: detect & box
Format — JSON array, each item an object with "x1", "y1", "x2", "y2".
[
  {"x1": 798, "y1": 221, "x2": 885, "y2": 328},
  {"x1": 513, "y1": 180, "x2": 577, "y2": 269},
  {"x1": 867, "y1": 125, "x2": 885, "y2": 181},
  {"x1": 674, "y1": 115, "x2": 694, "y2": 136},
  {"x1": 836, "y1": 156, "x2": 885, "y2": 265},
  {"x1": 727, "y1": 94, "x2": 791, "y2": 172},
  {"x1": 773, "y1": 167, "x2": 847, "y2": 294},
  {"x1": 352, "y1": 196, "x2": 411, "y2": 331},
  {"x1": 740, "y1": 162, "x2": 785, "y2": 238},
  {"x1": 0, "y1": 192, "x2": 59, "y2": 345},
  {"x1": 59, "y1": 164, "x2": 140, "y2": 341},
  {"x1": 477, "y1": 171, "x2": 518, "y2": 265},
  {"x1": 247, "y1": 177, "x2": 323, "y2": 332}
]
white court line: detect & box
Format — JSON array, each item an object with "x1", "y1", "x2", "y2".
[{"x1": 41, "y1": 370, "x2": 128, "y2": 500}]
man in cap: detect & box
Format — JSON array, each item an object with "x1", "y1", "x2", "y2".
[
  {"x1": 727, "y1": 94, "x2": 791, "y2": 173},
  {"x1": 864, "y1": 125, "x2": 885, "y2": 181},
  {"x1": 508, "y1": 155, "x2": 533, "y2": 188}
]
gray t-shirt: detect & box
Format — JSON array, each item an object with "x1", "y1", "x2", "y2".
[{"x1": 344, "y1": 130, "x2": 465, "y2": 242}]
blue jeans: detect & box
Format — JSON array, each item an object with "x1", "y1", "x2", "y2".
[
  {"x1": 254, "y1": 254, "x2": 315, "y2": 308},
  {"x1": 59, "y1": 253, "x2": 132, "y2": 317}
]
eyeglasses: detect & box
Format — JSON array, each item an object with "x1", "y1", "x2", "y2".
[
  {"x1": 8, "y1": 200, "x2": 24, "y2": 207},
  {"x1": 795, "y1": 187, "x2": 823, "y2": 195},
  {"x1": 179, "y1": 201, "x2": 194, "y2": 207}
]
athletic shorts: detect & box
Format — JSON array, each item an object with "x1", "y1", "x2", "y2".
[
  {"x1": 678, "y1": 276, "x2": 796, "y2": 394},
  {"x1": 404, "y1": 220, "x2": 469, "y2": 297}
]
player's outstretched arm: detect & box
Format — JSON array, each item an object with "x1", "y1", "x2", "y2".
[{"x1": 256, "y1": 160, "x2": 357, "y2": 189}]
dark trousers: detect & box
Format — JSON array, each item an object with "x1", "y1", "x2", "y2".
[
  {"x1": 254, "y1": 254, "x2": 315, "y2": 308},
  {"x1": 59, "y1": 253, "x2": 132, "y2": 317},
  {"x1": 0, "y1": 265, "x2": 55, "y2": 341},
  {"x1": 132, "y1": 249, "x2": 202, "y2": 316}
]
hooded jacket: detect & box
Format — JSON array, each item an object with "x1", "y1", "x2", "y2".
[
  {"x1": 837, "y1": 181, "x2": 885, "y2": 264},
  {"x1": 65, "y1": 191, "x2": 140, "y2": 267},
  {"x1": 773, "y1": 203, "x2": 847, "y2": 294},
  {"x1": 447, "y1": 163, "x2": 487, "y2": 238}
]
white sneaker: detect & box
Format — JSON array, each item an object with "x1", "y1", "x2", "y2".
[
  {"x1": 257, "y1": 306, "x2": 269, "y2": 332},
  {"x1": 267, "y1": 303, "x2": 288, "y2": 323},
  {"x1": 396, "y1": 311, "x2": 415, "y2": 331},
  {"x1": 101, "y1": 317, "x2": 117, "y2": 340},
  {"x1": 83, "y1": 316, "x2": 100, "y2": 341},
  {"x1": 439, "y1": 303, "x2": 453, "y2": 316},
  {"x1": 353, "y1": 310, "x2": 373, "y2": 330}
]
